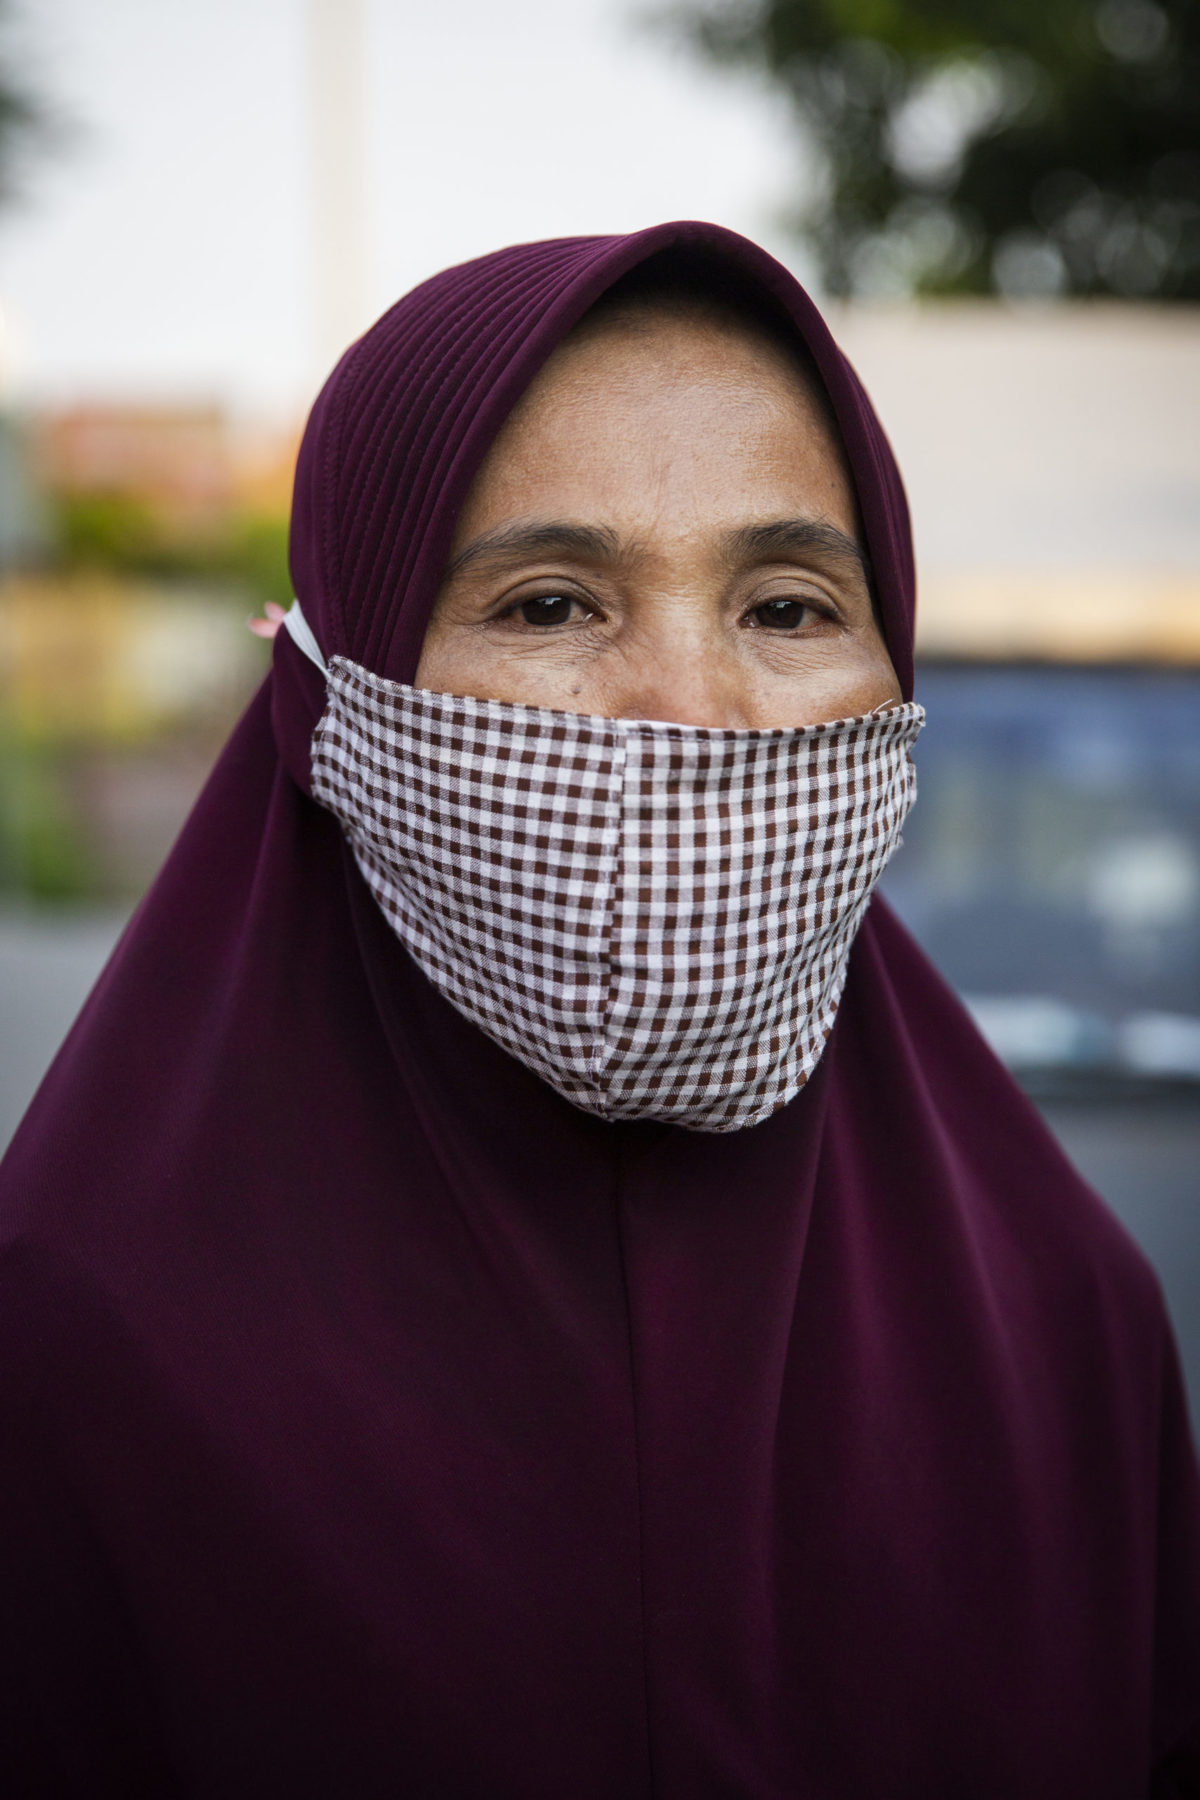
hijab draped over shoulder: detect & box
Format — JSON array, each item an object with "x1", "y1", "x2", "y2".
[{"x1": 2, "y1": 222, "x2": 1198, "y2": 1797}]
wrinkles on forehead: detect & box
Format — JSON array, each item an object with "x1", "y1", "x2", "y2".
[{"x1": 570, "y1": 252, "x2": 844, "y2": 444}]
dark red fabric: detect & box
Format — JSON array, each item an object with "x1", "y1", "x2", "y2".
[{"x1": 1, "y1": 222, "x2": 1198, "y2": 1797}]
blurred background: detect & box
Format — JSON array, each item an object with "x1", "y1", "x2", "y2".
[{"x1": 1, "y1": 0, "x2": 1197, "y2": 1414}]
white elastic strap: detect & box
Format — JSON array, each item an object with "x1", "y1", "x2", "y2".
[{"x1": 283, "y1": 599, "x2": 329, "y2": 675}]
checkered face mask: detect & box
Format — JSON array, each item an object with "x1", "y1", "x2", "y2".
[{"x1": 311, "y1": 658, "x2": 923, "y2": 1133}]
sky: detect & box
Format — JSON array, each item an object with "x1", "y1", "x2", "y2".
[
  {"x1": 0, "y1": 0, "x2": 799, "y2": 416},
  {"x1": 3, "y1": 1, "x2": 1195, "y2": 582}
]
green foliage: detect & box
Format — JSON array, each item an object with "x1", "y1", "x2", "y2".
[
  {"x1": 52, "y1": 492, "x2": 292, "y2": 608},
  {"x1": 226, "y1": 513, "x2": 293, "y2": 611},
  {"x1": 657, "y1": 0, "x2": 1200, "y2": 297},
  {"x1": 55, "y1": 492, "x2": 162, "y2": 568},
  {"x1": 0, "y1": 743, "x2": 98, "y2": 902}
]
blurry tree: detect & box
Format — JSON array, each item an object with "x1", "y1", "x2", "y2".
[
  {"x1": 53, "y1": 492, "x2": 293, "y2": 611},
  {"x1": 654, "y1": 0, "x2": 1200, "y2": 298},
  {"x1": 0, "y1": 1, "x2": 52, "y2": 208}
]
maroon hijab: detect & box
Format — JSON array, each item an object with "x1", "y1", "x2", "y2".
[{"x1": 2, "y1": 222, "x2": 1198, "y2": 1797}]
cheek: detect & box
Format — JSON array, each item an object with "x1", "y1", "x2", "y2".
[
  {"x1": 860, "y1": 618, "x2": 902, "y2": 699},
  {"x1": 415, "y1": 623, "x2": 486, "y2": 695},
  {"x1": 830, "y1": 622, "x2": 901, "y2": 700},
  {"x1": 746, "y1": 633, "x2": 900, "y2": 726},
  {"x1": 824, "y1": 640, "x2": 902, "y2": 715},
  {"x1": 414, "y1": 609, "x2": 588, "y2": 711}
]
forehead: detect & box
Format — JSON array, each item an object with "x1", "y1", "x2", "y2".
[
  {"x1": 570, "y1": 289, "x2": 835, "y2": 408},
  {"x1": 454, "y1": 306, "x2": 858, "y2": 538},
  {"x1": 538, "y1": 300, "x2": 837, "y2": 424}
]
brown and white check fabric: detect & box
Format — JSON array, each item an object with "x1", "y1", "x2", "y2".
[{"x1": 311, "y1": 657, "x2": 924, "y2": 1132}]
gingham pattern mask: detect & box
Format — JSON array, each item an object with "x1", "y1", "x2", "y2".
[{"x1": 310, "y1": 655, "x2": 924, "y2": 1132}]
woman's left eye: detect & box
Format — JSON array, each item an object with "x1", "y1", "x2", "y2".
[{"x1": 746, "y1": 597, "x2": 816, "y2": 631}]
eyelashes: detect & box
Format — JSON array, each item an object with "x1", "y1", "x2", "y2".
[
  {"x1": 491, "y1": 579, "x2": 843, "y2": 635},
  {"x1": 743, "y1": 597, "x2": 831, "y2": 631},
  {"x1": 507, "y1": 594, "x2": 594, "y2": 628}
]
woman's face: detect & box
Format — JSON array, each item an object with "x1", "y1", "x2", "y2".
[{"x1": 417, "y1": 308, "x2": 900, "y2": 727}]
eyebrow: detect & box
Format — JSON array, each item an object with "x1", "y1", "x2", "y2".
[
  {"x1": 443, "y1": 514, "x2": 871, "y2": 588},
  {"x1": 721, "y1": 518, "x2": 871, "y2": 585},
  {"x1": 443, "y1": 520, "x2": 623, "y2": 579}
]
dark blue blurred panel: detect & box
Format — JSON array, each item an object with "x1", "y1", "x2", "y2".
[
  {"x1": 881, "y1": 662, "x2": 1200, "y2": 1431},
  {"x1": 884, "y1": 663, "x2": 1200, "y2": 1034}
]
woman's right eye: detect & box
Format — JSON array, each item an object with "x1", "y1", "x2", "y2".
[{"x1": 511, "y1": 594, "x2": 584, "y2": 627}]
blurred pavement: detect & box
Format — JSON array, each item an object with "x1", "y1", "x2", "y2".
[
  {"x1": 0, "y1": 908, "x2": 129, "y2": 1145},
  {"x1": 1040, "y1": 1097, "x2": 1200, "y2": 1437}
]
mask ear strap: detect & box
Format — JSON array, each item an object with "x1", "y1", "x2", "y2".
[{"x1": 283, "y1": 600, "x2": 329, "y2": 675}]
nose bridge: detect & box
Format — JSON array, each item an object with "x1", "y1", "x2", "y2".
[{"x1": 614, "y1": 606, "x2": 746, "y2": 728}]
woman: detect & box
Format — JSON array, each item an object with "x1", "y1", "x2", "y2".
[{"x1": 1, "y1": 222, "x2": 1197, "y2": 1795}]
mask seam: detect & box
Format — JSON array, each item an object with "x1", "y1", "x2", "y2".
[
  {"x1": 308, "y1": 667, "x2": 342, "y2": 813},
  {"x1": 592, "y1": 726, "x2": 628, "y2": 1095}
]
